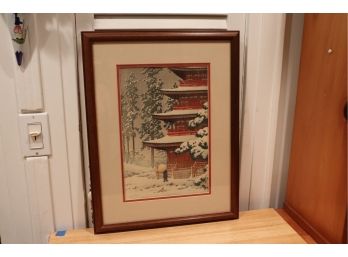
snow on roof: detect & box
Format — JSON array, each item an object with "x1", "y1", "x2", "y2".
[
  {"x1": 154, "y1": 109, "x2": 201, "y2": 117},
  {"x1": 144, "y1": 135, "x2": 195, "y2": 145},
  {"x1": 161, "y1": 86, "x2": 208, "y2": 92}
]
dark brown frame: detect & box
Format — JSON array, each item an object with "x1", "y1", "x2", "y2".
[{"x1": 81, "y1": 30, "x2": 239, "y2": 234}]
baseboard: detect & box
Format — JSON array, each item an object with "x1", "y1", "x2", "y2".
[
  {"x1": 275, "y1": 208, "x2": 316, "y2": 243},
  {"x1": 283, "y1": 202, "x2": 330, "y2": 243}
]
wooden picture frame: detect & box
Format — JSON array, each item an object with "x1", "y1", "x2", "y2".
[{"x1": 81, "y1": 30, "x2": 239, "y2": 234}]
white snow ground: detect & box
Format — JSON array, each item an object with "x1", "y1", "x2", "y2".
[{"x1": 123, "y1": 163, "x2": 209, "y2": 201}]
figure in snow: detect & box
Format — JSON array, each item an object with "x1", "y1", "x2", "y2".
[
  {"x1": 163, "y1": 169, "x2": 168, "y2": 182},
  {"x1": 156, "y1": 163, "x2": 168, "y2": 182}
]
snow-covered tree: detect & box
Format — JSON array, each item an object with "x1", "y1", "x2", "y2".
[
  {"x1": 164, "y1": 82, "x2": 178, "y2": 130},
  {"x1": 175, "y1": 127, "x2": 208, "y2": 160},
  {"x1": 194, "y1": 166, "x2": 209, "y2": 189},
  {"x1": 121, "y1": 72, "x2": 139, "y2": 162},
  {"x1": 188, "y1": 101, "x2": 208, "y2": 128},
  {"x1": 120, "y1": 91, "x2": 128, "y2": 161},
  {"x1": 164, "y1": 82, "x2": 178, "y2": 113},
  {"x1": 175, "y1": 101, "x2": 209, "y2": 160},
  {"x1": 138, "y1": 68, "x2": 164, "y2": 168}
]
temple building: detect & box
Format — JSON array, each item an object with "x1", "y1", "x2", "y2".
[{"x1": 143, "y1": 66, "x2": 209, "y2": 179}]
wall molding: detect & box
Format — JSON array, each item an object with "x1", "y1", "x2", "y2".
[
  {"x1": 75, "y1": 13, "x2": 94, "y2": 227},
  {"x1": 25, "y1": 156, "x2": 55, "y2": 243},
  {"x1": 241, "y1": 14, "x2": 286, "y2": 209},
  {"x1": 93, "y1": 14, "x2": 228, "y2": 30},
  {"x1": 270, "y1": 14, "x2": 304, "y2": 208},
  {"x1": 57, "y1": 13, "x2": 87, "y2": 229},
  {"x1": 36, "y1": 14, "x2": 86, "y2": 230}
]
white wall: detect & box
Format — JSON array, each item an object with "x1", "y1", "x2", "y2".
[
  {"x1": 0, "y1": 13, "x2": 302, "y2": 243},
  {"x1": 0, "y1": 14, "x2": 86, "y2": 243}
]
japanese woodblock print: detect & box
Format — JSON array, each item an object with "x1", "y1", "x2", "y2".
[{"x1": 117, "y1": 64, "x2": 210, "y2": 201}]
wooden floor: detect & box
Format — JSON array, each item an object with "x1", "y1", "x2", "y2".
[{"x1": 49, "y1": 208, "x2": 314, "y2": 244}]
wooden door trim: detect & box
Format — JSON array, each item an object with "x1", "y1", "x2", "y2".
[{"x1": 284, "y1": 202, "x2": 330, "y2": 243}]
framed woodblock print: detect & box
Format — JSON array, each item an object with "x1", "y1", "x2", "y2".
[{"x1": 81, "y1": 30, "x2": 239, "y2": 234}]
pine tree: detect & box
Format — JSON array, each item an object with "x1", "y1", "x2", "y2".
[
  {"x1": 164, "y1": 82, "x2": 178, "y2": 112},
  {"x1": 164, "y1": 82, "x2": 178, "y2": 129},
  {"x1": 138, "y1": 68, "x2": 164, "y2": 167},
  {"x1": 121, "y1": 72, "x2": 139, "y2": 162},
  {"x1": 120, "y1": 91, "x2": 129, "y2": 162}
]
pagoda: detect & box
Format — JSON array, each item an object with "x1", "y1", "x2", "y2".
[{"x1": 143, "y1": 66, "x2": 209, "y2": 179}]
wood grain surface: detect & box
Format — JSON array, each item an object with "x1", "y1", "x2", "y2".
[
  {"x1": 285, "y1": 14, "x2": 347, "y2": 243},
  {"x1": 49, "y1": 209, "x2": 310, "y2": 244}
]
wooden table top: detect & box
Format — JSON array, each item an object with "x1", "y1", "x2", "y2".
[{"x1": 49, "y1": 208, "x2": 313, "y2": 244}]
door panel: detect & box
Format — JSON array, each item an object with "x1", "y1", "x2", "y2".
[{"x1": 285, "y1": 14, "x2": 347, "y2": 243}]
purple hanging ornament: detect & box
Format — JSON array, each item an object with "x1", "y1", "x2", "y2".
[{"x1": 12, "y1": 13, "x2": 27, "y2": 66}]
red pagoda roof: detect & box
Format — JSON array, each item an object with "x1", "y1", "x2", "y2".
[
  {"x1": 170, "y1": 67, "x2": 207, "y2": 80},
  {"x1": 160, "y1": 86, "x2": 208, "y2": 97},
  {"x1": 143, "y1": 135, "x2": 195, "y2": 149},
  {"x1": 153, "y1": 109, "x2": 201, "y2": 120}
]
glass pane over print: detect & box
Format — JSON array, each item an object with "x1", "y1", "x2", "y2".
[{"x1": 117, "y1": 63, "x2": 211, "y2": 202}]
